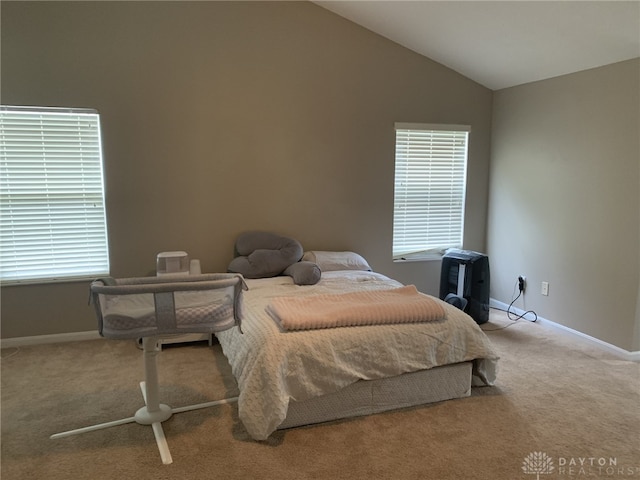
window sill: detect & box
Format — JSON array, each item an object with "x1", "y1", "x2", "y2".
[
  {"x1": 1, "y1": 274, "x2": 109, "y2": 287},
  {"x1": 393, "y1": 254, "x2": 443, "y2": 263}
]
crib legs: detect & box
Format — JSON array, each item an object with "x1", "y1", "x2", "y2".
[
  {"x1": 50, "y1": 336, "x2": 238, "y2": 465},
  {"x1": 136, "y1": 351, "x2": 174, "y2": 466}
]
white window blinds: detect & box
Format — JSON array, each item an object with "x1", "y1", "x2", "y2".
[
  {"x1": 0, "y1": 106, "x2": 110, "y2": 283},
  {"x1": 393, "y1": 123, "x2": 469, "y2": 260}
]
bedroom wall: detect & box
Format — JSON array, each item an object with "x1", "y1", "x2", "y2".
[
  {"x1": 0, "y1": 1, "x2": 492, "y2": 338},
  {"x1": 487, "y1": 59, "x2": 640, "y2": 352}
]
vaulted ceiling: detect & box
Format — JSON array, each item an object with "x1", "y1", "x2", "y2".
[{"x1": 315, "y1": 1, "x2": 640, "y2": 90}]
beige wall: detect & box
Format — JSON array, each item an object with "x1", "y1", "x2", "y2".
[
  {"x1": 488, "y1": 59, "x2": 640, "y2": 351},
  {"x1": 1, "y1": 1, "x2": 492, "y2": 338}
]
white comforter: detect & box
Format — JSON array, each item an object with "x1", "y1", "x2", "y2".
[{"x1": 216, "y1": 271, "x2": 499, "y2": 440}]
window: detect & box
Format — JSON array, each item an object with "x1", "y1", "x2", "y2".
[
  {"x1": 392, "y1": 123, "x2": 470, "y2": 261},
  {"x1": 0, "y1": 106, "x2": 109, "y2": 283}
]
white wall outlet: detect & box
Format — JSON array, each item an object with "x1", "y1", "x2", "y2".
[{"x1": 541, "y1": 281, "x2": 549, "y2": 296}]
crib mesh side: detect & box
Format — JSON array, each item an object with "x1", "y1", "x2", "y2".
[{"x1": 92, "y1": 276, "x2": 244, "y2": 339}]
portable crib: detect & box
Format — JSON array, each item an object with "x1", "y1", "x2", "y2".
[{"x1": 51, "y1": 273, "x2": 247, "y2": 465}]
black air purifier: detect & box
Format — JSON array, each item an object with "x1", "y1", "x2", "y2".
[{"x1": 439, "y1": 249, "x2": 490, "y2": 324}]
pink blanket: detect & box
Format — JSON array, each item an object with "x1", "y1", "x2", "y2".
[{"x1": 266, "y1": 285, "x2": 445, "y2": 331}]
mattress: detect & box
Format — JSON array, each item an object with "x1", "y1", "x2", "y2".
[{"x1": 216, "y1": 270, "x2": 499, "y2": 440}]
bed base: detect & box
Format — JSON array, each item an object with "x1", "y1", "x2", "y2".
[{"x1": 279, "y1": 362, "x2": 472, "y2": 430}]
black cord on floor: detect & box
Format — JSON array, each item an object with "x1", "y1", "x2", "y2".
[
  {"x1": 505, "y1": 290, "x2": 538, "y2": 322},
  {"x1": 482, "y1": 281, "x2": 537, "y2": 331}
]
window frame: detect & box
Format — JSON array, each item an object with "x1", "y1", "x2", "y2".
[
  {"x1": 392, "y1": 122, "x2": 470, "y2": 262},
  {"x1": 0, "y1": 105, "x2": 110, "y2": 285}
]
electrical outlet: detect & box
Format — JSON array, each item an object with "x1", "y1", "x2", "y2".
[
  {"x1": 518, "y1": 275, "x2": 526, "y2": 293},
  {"x1": 541, "y1": 281, "x2": 549, "y2": 296}
]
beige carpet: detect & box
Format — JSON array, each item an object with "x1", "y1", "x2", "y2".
[{"x1": 1, "y1": 309, "x2": 638, "y2": 480}]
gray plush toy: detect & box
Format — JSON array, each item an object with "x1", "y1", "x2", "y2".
[{"x1": 227, "y1": 231, "x2": 321, "y2": 285}]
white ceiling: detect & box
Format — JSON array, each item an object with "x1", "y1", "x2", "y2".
[{"x1": 315, "y1": 1, "x2": 640, "y2": 90}]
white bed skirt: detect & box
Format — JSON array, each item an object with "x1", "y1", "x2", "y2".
[{"x1": 278, "y1": 361, "x2": 472, "y2": 430}]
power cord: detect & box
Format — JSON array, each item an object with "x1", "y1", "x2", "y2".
[
  {"x1": 506, "y1": 288, "x2": 538, "y2": 322},
  {"x1": 482, "y1": 279, "x2": 537, "y2": 331}
]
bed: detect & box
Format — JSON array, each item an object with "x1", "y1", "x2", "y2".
[{"x1": 215, "y1": 265, "x2": 499, "y2": 441}]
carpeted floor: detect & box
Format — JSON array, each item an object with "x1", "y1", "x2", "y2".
[{"x1": 1, "y1": 309, "x2": 638, "y2": 480}]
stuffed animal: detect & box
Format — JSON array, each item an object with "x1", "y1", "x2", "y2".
[{"x1": 227, "y1": 231, "x2": 321, "y2": 285}]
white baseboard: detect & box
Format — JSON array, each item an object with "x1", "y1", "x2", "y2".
[
  {"x1": 489, "y1": 298, "x2": 640, "y2": 362},
  {"x1": 1, "y1": 331, "x2": 102, "y2": 349}
]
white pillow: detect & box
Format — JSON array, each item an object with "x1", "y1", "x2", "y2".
[{"x1": 302, "y1": 251, "x2": 372, "y2": 272}]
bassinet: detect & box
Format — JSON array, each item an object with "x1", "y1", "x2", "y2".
[{"x1": 51, "y1": 273, "x2": 247, "y2": 465}]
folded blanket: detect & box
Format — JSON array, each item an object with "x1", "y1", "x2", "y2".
[{"x1": 266, "y1": 285, "x2": 445, "y2": 331}]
